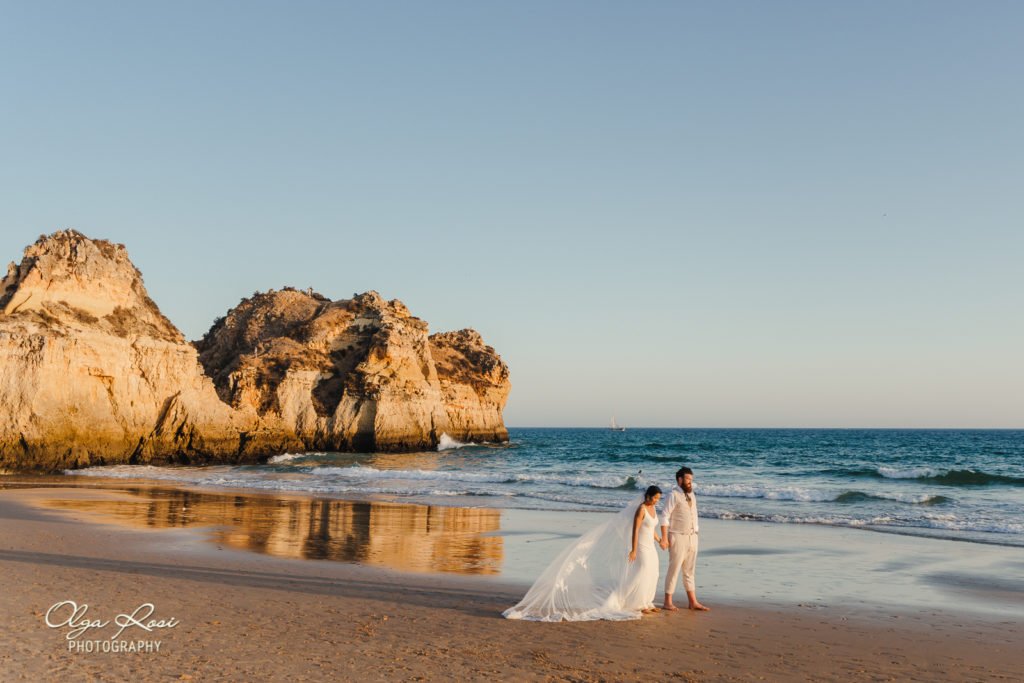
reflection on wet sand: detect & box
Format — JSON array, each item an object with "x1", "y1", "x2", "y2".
[{"x1": 41, "y1": 488, "x2": 503, "y2": 575}]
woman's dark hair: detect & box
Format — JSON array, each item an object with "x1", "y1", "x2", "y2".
[{"x1": 644, "y1": 485, "x2": 662, "y2": 501}]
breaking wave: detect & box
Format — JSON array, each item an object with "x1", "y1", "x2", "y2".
[
  {"x1": 437, "y1": 433, "x2": 468, "y2": 451},
  {"x1": 875, "y1": 467, "x2": 1024, "y2": 486},
  {"x1": 700, "y1": 484, "x2": 951, "y2": 506}
]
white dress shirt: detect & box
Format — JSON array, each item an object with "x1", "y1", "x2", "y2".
[{"x1": 659, "y1": 485, "x2": 699, "y2": 534}]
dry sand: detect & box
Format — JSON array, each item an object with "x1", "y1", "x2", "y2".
[{"x1": 1, "y1": 482, "x2": 1021, "y2": 682}]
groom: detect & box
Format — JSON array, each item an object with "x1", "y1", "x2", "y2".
[{"x1": 659, "y1": 466, "x2": 710, "y2": 611}]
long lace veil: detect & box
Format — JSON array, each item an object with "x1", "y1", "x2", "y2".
[{"x1": 503, "y1": 495, "x2": 647, "y2": 622}]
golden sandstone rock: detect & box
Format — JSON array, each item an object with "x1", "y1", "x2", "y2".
[{"x1": 0, "y1": 231, "x2": 509, "y2": 472}]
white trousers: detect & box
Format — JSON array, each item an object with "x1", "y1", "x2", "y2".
[{"x1": 665, "y1": 532, "x2": 698, "y2": 594}]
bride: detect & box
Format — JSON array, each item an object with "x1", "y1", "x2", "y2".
[{"x1": 503, "y1": 486, "x2": 664, "y2": 621}]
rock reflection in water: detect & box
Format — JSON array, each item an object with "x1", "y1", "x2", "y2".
[{"x1": 43, "y1": 488, "x2": 503, "y2": 575}]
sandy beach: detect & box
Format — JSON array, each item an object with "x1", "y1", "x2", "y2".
[
  {"x1": 1, "y1": 479, "x2": 1021, "y2": 682},
  {"x1": 5, "y1": 3, "x2": 1022, "y2": 682}
]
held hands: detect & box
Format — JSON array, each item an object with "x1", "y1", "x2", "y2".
[{"x1": 659, "y1": 536, "x2": 670, "y2": 550}]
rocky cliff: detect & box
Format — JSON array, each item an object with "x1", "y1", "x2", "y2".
[
  {"x1": 429, "y1": 329, "x2": 511, "y2": 443},
  {"x1": 195, "y1": 288, "x2": 510, "y2": 452},
  {"x1": 0, "y1": 231, "x2": 510, "y2": 472}
]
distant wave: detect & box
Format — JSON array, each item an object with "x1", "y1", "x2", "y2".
[
  {"x1": 834, "y1": 466, "x2": 1024, "y2": 487},
  {"x1": 67, "y1": 462, "x2": 644, "y2": 494},
  {"x1": 266, "y1": 452, "x2": 335, "y2": 465},
  {"x1": 267, "y1": 453, "x2": 306, "y2": 464},
  {"x1": 875, "y1": 466, "x2": 942, "y2": 479},
  {"x1": 699, "y1": 483, "x2": 835, "y2": 502},
  {"x1": 69, "y1": 465, "x2": 228, "y2": 481},
  {"x1": 833, "y1": 491, "x2": 951, "y2": 506},
  {"x1": 65, "y1": 465, "x2": 514, "y2": 499},
  {"x1": 307, "y1": 465, "x2": 641, "y2": 490},
  {"x1": 699, "y1": 484, "x2": 950, "y2": 506},
  {"x1": 701, "y1": 510, "x2": 1024, "y2": 541},
  {"x1": 877, "y1": 467, "x2": 1024, "y2": 486}
]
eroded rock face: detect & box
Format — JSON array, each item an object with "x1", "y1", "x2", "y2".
[
  {"x1": 195, "y1": 289, "x2": 510, "y2": 451},
  {"x1": 0, "y1": 231, "x2": 510, "y2": 472},
  {"x1": 1, "y1": 230, "x2": 181, "y2": 341},
  {"x1": 429, "y1": 329, "x2": 511, "y2": 443},
  {"x1": 0, "y1": 231, "x2": 258, "y2": 471}
]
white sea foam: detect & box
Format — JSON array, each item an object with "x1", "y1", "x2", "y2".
[
  {"x1": 914, "y1": 517, "x2": 1024, "y2": 534},
  {"x1": 268, "y1": 453, "x2": 304, "y2": 464},
  {"x1": 876, "y1": 466, "x2": 942, "y2": 479},
  {"x1": 65, "y1": 465, "x2": 512, "y2": 499},
  {"x1": 67, "y1": 465, "x2": 219, "y2": 481},
  {"x1": 702, "y1": 509, "x2": 1024, "y2": 537},
  {"x1": 437, "y1": 433, "x2": 468, "y2": 451},
  {"x1": 306, "y1": 464, "x2": 638, "y2": 489},
  {"x1": 699, "y1": 484, "x2": 948, "y2": 505},
  {"x1": 66, "y1": 462, "x2": 642, "y2": 500},
  {"x1": 698, "y1": 483, "x2": 836, "y2": 502}
]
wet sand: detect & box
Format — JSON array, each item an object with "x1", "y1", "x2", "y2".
[{"x1": 1, "y1": 479, "x2": 1022, "y2": 681}]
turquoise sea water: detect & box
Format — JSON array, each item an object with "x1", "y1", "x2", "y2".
[{"x1": 70, "y1": 428, "x2": 1024, "y2": 547}]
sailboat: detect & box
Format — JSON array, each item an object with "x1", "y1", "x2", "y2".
[{"x1": 609, "y1": 416, "x2": 626, "y2": 432}]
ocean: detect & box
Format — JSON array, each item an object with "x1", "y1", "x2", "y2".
[{"x1": 69, "y1": 428, "x2": 1024, "y2": 548}]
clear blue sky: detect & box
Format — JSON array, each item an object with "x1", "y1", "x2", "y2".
[{"x1": 2, "y1": 2, "x2": 1021, "y2": 427}]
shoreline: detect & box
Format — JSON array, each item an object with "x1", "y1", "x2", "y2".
[
  {"x1": 3, "y1": 474, "x2": 1023, "y2": 617},
  {"x1": 2, "y1": 479, "x2": 1022, "y2": 680},
  {"x1": 14, "y1": 462, "x2": 1024, "y2": 551},
  {"x1": 46, "y1": 427, "x2": 1024, "y2": 552}
]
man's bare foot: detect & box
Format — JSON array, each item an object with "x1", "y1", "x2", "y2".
[
  {"x1": 688, "y1": 602, "x2": 710, "y2": 611},
  {"x1": 661, "y1": 603, "x2": 679, "y2": 611}
]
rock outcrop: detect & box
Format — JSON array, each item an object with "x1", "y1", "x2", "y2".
[
  {"x1": 0, "y1": 231, "x2": 510, "y2": 472},
  {"x1": 195, "y1": 288, "x2": 510, "y2": 452},
  {"x1": 429, "y1": 329, "x2": 511, "y2": 443}
]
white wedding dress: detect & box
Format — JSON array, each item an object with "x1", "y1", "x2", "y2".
[{"x1": 503, "y1": 497, "x2": 660, "y2": 621}]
